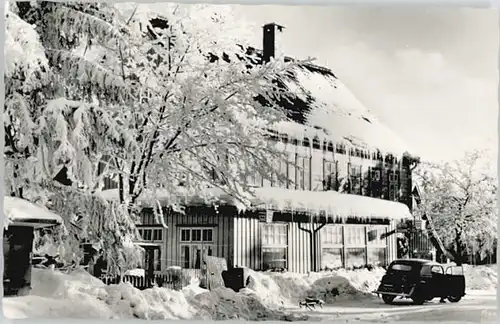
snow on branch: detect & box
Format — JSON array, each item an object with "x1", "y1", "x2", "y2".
[{"x1": 414, "y1": 149, "x2": 497, "y2": 263}]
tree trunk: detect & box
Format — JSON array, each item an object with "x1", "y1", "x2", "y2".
[{"x1": 454, "y1": 230, "x2": 463, "y2": 265}]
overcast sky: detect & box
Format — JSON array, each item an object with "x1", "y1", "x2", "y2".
[{"x1": 231, "y1": 6, "x2": 498, "y2": 164}]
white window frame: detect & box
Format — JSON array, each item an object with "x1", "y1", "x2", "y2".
[
  {"x1": 349, "y1": 164, "x2": 362, "y2": 194},
  {"x1": 138, "y1": 227, "x2": 164, "y2": 242},
  {"x1": 323, "y1": 159, "x2": 337, "y2": 190},
  {"x1": 319, "y1": 224, "x2": 391, "y2": 269},
  {"x1": 271, "y1": 157, "x2": 288, "y2": 188},
  {"x1": 179, "y1": 227, "x2": 215, "y2": 269},
  {"x1": 261, "y1": 223, "x2": 288, "y2": 271},
  {"x1": 320, "y1": 225, "x2": 344, "y2": 270},
  {"x1": 295, "y1": 155, "x2": 311, "y2": 190},
  {"x1": 366, "y1": 225, "x2": 388, "y2": 267}
]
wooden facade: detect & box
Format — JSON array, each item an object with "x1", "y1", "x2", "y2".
[
  {"x1": 137, "y1": 205, "x2": 401, "y2": 274},
  {"x1": 138, "y1": 206, "x2": 235, "y2": 271},
  {"x1": 128, "y1": 124, "x2": 418, "y2": 274}
]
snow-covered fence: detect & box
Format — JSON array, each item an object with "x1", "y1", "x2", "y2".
[{"x1": 100, "y1": 269, "x2": 205, "y2": 291}]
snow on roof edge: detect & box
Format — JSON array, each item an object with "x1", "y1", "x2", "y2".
[
  {"x1": 100, "y1": 187, "x2": 412, "y2": 222},
  {"x1": 4, "y1": 196, "x2": 64, "y2": 227},
  {"x1": 250, "y1": 187, "x2": 412, "y2": 221}
]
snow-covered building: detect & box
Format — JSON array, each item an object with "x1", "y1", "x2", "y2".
[
  {"x1": 103, "y1": 22, "x2": 424, "y2": 276},
  {"x1": 3, "y1": 196, "x2": 64, "y2": 296}
]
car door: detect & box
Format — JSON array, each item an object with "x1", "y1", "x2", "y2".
[
  {"x1": 429, "y1": 265, "x2": 446, "y2": 298},
  {"x1": 445, "y1": 265, "x2": 466, "y2": 297}
]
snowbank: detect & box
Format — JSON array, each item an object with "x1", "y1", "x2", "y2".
[
  {"x1": 2, "y1": 268, "x2": 302, "y2": 321},
  {"x1": 463, "y1": 264, "x2": 497, "y2": 291},
  {"x1": 3, "y1": 268, "x2": 198, "y2": 320},
  {"x1": 265, "y1": 267, "x2": 385, "y2": 305},
  {"x1": 4, "y1": 264, "x2": 496, "y2": 320}
]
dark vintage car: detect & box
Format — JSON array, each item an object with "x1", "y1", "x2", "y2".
[{"x1": 374, "y1": 259, "x2": 466, "y2": 305}]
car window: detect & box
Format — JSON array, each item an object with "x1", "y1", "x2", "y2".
[
  {"x1": 446, "y1": 266, "x2": 464, "y2": 276},
  {"x1": 390, "y1": 264, "x2": 412, "y2": 271},
  {"x1": 431, "y1": 265, "x2": 444, "y2": 274},
  {"x1": 420, "y1": 265, "x2": 432, "y2": 276}
]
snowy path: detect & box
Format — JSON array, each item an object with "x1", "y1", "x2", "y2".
[{"x1": 286, "y1": 291, "x2": 497, "y2": 323}]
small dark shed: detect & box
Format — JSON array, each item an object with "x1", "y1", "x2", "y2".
[{"x1": 3, "y1": 196, "x2": 63, "y2": 296}]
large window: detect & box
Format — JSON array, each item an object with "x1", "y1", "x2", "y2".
[
  {"x1": 261, "y1": 223, "x2": 288, "y2": 271},
  {"x1": 320, "y1": 225, "x2": 343, "y2": 270},
  {"x1": 179, "y1": 228, "x2": 214, "y2": 269},
  {"x1": 295, "y1": 155, "x2": 311, "y2": 190},
  {"x1": 248, "y1": 172, "x2": 263, "y2": 188},
  {"x1": 271, "y1": 157, "x2": 288, "y2": 188},
  {"x1": 140, "y1": 247, "x2": 162, "y2": 272},
  {"x1": 320, "y1": 225, "x2": 390, "y2": 269},
  {"x1": 138, "y1": 228, "x2": 164, "y2": 242},
  {"x1": 349, "y1": 164, "x2": 362, "y2": 195},
  {"x1": 370, "y1": 168, "x2": 383, "y2": 198},
  {"x1": 344, "y1": 226, "x2": 366, "y2": 268},
  {"x1": 388, "y1": 170, "x2": 400, "y2": 201},
  {"x1": 323, "y1": 160, "x2": 338, "y2": 191},
  {"x1": 367, "y1": 226, "x2": 388, "y2": 266}
]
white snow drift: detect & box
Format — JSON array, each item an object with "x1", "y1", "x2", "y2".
[{"x1": 2, "y1": 264, "x2": 496, "y2": 320}]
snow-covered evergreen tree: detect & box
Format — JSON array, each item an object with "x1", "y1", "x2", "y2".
[
  {"x1": 414, "y1": 149, "x2": 497, "y2": 265},
  {"x1": 5, "y1": 1, "x2": 295, "y2": 274}
]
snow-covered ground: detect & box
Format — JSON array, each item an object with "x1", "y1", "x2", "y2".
[{"x1": 2, "y1": 264, "x2": 497, "y2": 321}]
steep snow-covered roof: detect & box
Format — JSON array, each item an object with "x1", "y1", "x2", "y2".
[
  {"x1": 274, "y1": 63, "x2": 412, "y2": 157},
  {"x1": 4, "y1": 196, "x2": 63, "y2": 228}
]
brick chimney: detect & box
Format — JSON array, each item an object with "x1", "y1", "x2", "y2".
[{"x1": 263, "y1": 22, "x2": 285, "y2": 63}]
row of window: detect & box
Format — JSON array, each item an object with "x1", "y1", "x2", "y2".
[
  {"x1": 137, "y1": 225, "x2": 388, "y2": 271},
  {"x1": 266, "y1": 131, "x2": 399, "y2": 164},
  {"x1": 261, "y1": 223, "x2": 388, "y2": 271},
  {"x1": 249, "y1": 156, "x2": 402, "y2": 200},
  {"x1": 138, "y1": 228, "x2": 163, "y2": 241}
]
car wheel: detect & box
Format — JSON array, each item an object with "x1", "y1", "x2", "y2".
[
  {"x1": 447, "y1": 296, "x2": 462, "y2": 303},
  {"x1": 382, "y1": 294, "x2": 395, "y2": 305},
  {"x1": 411, "y1": 294, "x2": 425, "y2": 305}
]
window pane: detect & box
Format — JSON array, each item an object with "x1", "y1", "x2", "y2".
[
  {"x1": 153, "y1": 229, "x2": 162, "y2": 241},
  {"x1": 278, "y1": 159, "x2": 287, "y2": 188},
  {"x1": 154, "y1": 248, "x2": 161, "y2": 271},
  {"x1": 322, "y1": 225, "x2": 343, "y2": 245},
  {"x1": 321, "y1": 248, "x2": 343, "y2": 270},
  {"x1": 391, "y1": 263, "x2": 412, "y2": 271},
  {"x1": 181, "y1": 245, "x2": 190, "y2": 268},
  {"x1": 181, "y1": 229, "x2": 190, "y2": 242},
  {"x1": 345, "y1": 226, "x2": 365, "y2": 246},
  {"x1": 192, "y1": 229, "x2": 202, "y2": 242},
  {"x1": 345, "y1": 248, "x2": 366, "y2": 268},
  {"x1": 304, "y1": 158, "x2": 311, "y2": 190},
  {"x1": 202, "y1": 229, "x2": 213, "y2": 242},
  {"x1": 262, "y1": 224, "x2": 287, "y2": 246},
  {"x1": 367, "y1": 247, "x2": 386, "y2": 266},
  {"x1": 144, "y1": 229, "x2": 152, "y2": 241},
  {"x1": 262, "y1": 247, "x2": 287, "y2": 271},
  {"x1": 367, "y1": 227, "x2": 386, "y2": 245},
  {"x1": 194, "y1": 246, "x2": 202, "y2": 269}
]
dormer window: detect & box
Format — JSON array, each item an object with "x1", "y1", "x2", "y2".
[
  {"x1": 303, "y1": 137, "x2": 310, "y2": 148},
  {"x1": 312, "y1": 136, "x2": 321, "y2": 149}
]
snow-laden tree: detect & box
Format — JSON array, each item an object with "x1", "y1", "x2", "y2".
[
  {"x1": 6, "y1": 2, "x2": 296, "y2": 274},
  {"x1": 414, "y1": 149, "x2": 497, "y2": 264}
]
